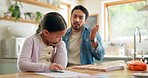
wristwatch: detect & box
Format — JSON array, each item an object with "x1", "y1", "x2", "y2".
[
  {"x1": 90, "y1": 38, "x2": 97, "y2": 42},
  {"x1": 90, "y1": 39, "x2": 95, "y2": 42}
]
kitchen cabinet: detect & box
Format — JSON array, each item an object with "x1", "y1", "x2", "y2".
[
  {"x1": 0, "y1": 63, "x2": 19, "y2": 74},
  {"x1": 0, "y1": 59, "x2": 18, "y2": 74}
]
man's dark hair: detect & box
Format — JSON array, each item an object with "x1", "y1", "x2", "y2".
[
  {"x1": 71, "y1": 5, "x2": 89, "y2": 20},
  {"x1": 36, "y1": 12, "x2": 67, "y2": 34}
]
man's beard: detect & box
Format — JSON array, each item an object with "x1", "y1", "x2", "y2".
[{"x1": 72, "y1": 25, "x2": 84, "y2": 31}]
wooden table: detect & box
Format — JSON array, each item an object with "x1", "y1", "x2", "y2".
[{"x1": 0, "y1": 62, "x2": 147, "y2": 78}]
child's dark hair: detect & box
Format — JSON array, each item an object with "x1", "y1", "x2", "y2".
[
  {"x1": 71, "y1": 5, "x2": 89, "y2": 20},
  {"x1": 36, "y1": 12, "x2": 67, "y2": 34}
]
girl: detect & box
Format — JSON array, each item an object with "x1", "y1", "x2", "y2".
[{"x1": 17, "y1": 12, "x2": 67, "y2": 72}]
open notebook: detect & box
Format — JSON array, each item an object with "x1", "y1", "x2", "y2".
[{"x1": 72, "y1": 60, "x2": 125, "y2": 72}]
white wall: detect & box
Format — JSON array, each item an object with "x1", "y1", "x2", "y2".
[{"x1": 82, "y1": 0, "x2": 101, "y2": 14}]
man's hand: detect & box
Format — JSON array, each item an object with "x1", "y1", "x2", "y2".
[
  {"x1": 49, "y1": 63, "x2": 64, "y2": 70},
  {"x1": 90, "y1": 25, "x2": 99, "y2": 40}
]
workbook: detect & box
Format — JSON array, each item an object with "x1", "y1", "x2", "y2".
[{"x1": 72, "y1": 60, "x2": 125, "y2": 72}]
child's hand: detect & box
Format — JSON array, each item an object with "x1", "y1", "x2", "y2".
[
  {"x1": 48, "y1": 38, "x2": 62, "y2": 47},
  {"x1": 49, "y1": 63, "x2": 64, "y2": 70}
]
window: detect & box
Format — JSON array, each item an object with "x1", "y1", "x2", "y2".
[
  {"x1": 103, "y1": 0, "x2": 147, "y2": 56},
  {"x1": 104, "y1": 0, "x2": 146, "y2": 41}
]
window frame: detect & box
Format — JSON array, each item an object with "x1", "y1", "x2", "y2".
[{"x1": 103, "y1": 0, "x2": 146, "y2": 41}]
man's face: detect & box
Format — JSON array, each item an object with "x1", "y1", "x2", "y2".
[{"x1": 71, "y1": 10, "x2": 86, "y2": 31}]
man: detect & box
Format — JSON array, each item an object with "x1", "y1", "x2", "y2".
[{"x1": 63, "y1": 5, "x2": 105, "y2": 66}]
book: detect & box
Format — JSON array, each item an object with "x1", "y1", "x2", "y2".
[{"x1": 72, "y1": 60, "x2": 125, "y2": 72}]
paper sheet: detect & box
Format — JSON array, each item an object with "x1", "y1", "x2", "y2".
[
  {"x1": 36, "y1": 70, "x2": 112, "y2": 78},
  {"x1": 36, "y1": 70, "x2": 89, "y2": 78}
]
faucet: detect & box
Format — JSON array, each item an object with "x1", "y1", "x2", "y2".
[{"x1": 133, "y1": 26, "x2": 141, "y2": 60}]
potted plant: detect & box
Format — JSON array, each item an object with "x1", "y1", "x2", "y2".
[
  {"x1": 8, "y1": 0, "x2": 23, "y2": 20},
  {"x1": 35, "y1": 11, "x2": 43, "y2": 22}
]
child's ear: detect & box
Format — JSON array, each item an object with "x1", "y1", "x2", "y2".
[{"x1": 42, "y1": 30, "x2": 50, "y2": 36}]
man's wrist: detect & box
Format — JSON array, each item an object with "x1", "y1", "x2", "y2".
[
  {"x1": 91, "y1": 38, "x2": 97, "y2": 42},
  {"x1": 90, "y1": 39, "x2": 95, "y2": 42},
  {"x1": 90, "y1": 38, "x2": 98, "y2": 49}
]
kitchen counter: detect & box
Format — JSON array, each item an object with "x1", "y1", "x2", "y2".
[
  {"x1": 0, "y1": 55, "x2": 146, "y2": 63},
  {"x1": 103, "y1": 55, "x2": 147, "y2": 61},
  {"x1": 104, "y1": 55, "x2": 144, "y2": 59},
  {"x1": 0, "y1": 61, "x2": 147, "y2": 78}
]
